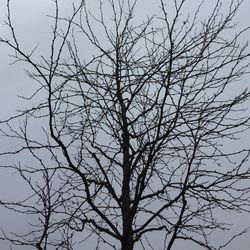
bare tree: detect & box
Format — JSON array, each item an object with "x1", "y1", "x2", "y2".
[{"x1": 1, "y1": 0, "x2": 250, "y2": 249}]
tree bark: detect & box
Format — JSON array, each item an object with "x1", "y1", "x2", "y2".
[{"x1": 121, "y1": 228, "x2": 134, "y2": 250}]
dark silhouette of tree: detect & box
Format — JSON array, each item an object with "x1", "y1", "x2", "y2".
[{"x1": 1, "y1": 0, "x2": 250, "y2": 249}]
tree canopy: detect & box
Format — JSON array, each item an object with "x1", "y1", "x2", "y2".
[{"x1": 1, "y1": 0, "x2": 250, "y2": 249}]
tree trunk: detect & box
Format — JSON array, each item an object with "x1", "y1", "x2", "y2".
[
  {"x1": 121, "y1": 229, "x2": 134, "y2": 250},
  {"x1": 121, "y1": 173, "x2": 134, "y2": 250}
]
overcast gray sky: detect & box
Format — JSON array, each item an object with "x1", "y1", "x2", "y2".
[{"x1": 0, "y1": 0, "x2": 250, "y2": 249}]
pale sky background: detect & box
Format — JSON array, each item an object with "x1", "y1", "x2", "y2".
[{"x1": 0, "y1": 0, "x2": 250, "y2": 249}]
